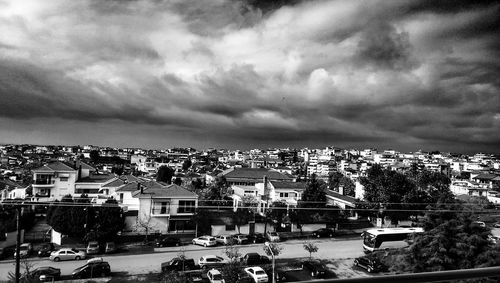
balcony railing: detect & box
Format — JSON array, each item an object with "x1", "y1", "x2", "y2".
[
  {"x1": 33, "y1": 180, "x2": 55, "y2": 185},
  {"x1": 151, "y1": 208, "x2": 170, "y2": 216}
]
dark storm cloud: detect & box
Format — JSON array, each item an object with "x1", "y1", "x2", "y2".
[
  {"x1": 355, "y1": 21, "x2": 414, "y2": 70},
  {"x1": 0, "y1": 0, "x2": 499, "y2": 152}
]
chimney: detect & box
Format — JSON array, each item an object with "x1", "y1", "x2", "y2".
[
  {"x1": 138, "y1": 183, "x2": 143, "y2": 194},
  {"x1": 338, "y1": 186, "x2": 344, "y2": 195},
  {"x1": 263, "y1": 175, "x2": 269, "y2": 199},
  {"x1": 78, "y1": 165, "x2": 82, "y2": 181}
]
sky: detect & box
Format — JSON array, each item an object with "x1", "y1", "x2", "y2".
[{"x1": 0, "y1": 0, "x2": 499, "y2": 153}]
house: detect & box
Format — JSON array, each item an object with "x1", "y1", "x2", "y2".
[
  {"x1": 325, "y1": 189, "x2": 358, "y2": 219},
  {"x1": 221, "y1": 168, "x2": 294, "y2": 187},
  {"x1": 267, "y1": 181, "x2": 307, "y2": 206},
  {"x1": 31, "y1": 161, "x2": 117, "y2": 201},
  {"x1": 0, "y1": 179, "x2": 28, "y2": 200},
  {"x1": 450, "y1": 179, "x2": 486, "y2": 196},
  {"x1": 133, "y1": 184, "x2": 198, "y2": 234}
]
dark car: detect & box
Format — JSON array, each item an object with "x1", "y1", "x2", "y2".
[
  {"x1": 311, "y1": 228, "x2": 334, "y2": 238},
  {"x1": 183, "y1": 270, "x2": 204, "y2": 283},
  {"x1": 161, "y1": 258, "x2": 197, "y2": 272},
  {"x1": 302, "y1": 260, "x2": 328, "y2": 278},
  {"x1": 38, "y1": 243, "x2": 56, "y2": 257},
  {"x1": 353, "y1": 256, "x2": 387, "y2": 273},
  {"x1": 156, "y1": 236, "x2": 182, "y2": 247},
  {"x1": 240, "y1": 253, "x2": 271, "y2": 266},
  {"x1": 72, "y1": 261, "x2": 111, "y2": 279},
  {"x1": 26, "y1": 267, "x2": 61, "y2": 281},
  {"x1": 247, "y1": 233, "x2": 266, "y2": 244}
]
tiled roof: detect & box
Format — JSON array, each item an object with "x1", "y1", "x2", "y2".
[
  {"x1": 270, "y1": 181, "x2": 307, "y2": 190},
  {"x1": 325, "y1": 189, "x2": 357, "y2": 204},
  {"x1": 474, "y1": 173, "x2": 498, "y2": 180},
  {"x1": 76, "y1": 174, "x2": 115, "y2": 184},
  {"x1": 222, "y1": 168, "x2": 294, "y2": 181},
  {"x1": 103, "y1": 178, "x2": 125, "y2": 188},
  {"x1": 133, "y1": 184, "x2": 198, "y2": 199},
  {"x1": 116, "y1": 181, "x2": 141, "y2": 192},
  {"x1": 33, "y1": 161, "x2": 75, "y2": 172}
]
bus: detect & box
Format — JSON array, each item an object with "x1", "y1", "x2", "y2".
[{"x1": 362, "y1": 227, "x2": 424, "y2": 253}]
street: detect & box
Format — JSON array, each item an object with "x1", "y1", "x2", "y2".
[{"x1": 0, "y1": 237, "x2": 364, "y2": 280}]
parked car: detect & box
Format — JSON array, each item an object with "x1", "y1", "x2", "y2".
[
  {"x1": 215, "y1": 235, "x2": 235, "y2": 245},
  {"x1": 86, "y1": 241, "x2": 100, "y2": 255},
  {"x1": 266, "y1": 231, "x2": 280, "y2": 242},
  {"x1": 311, "y1": 228, "x2": 334, "y2": 238},
  {"x1": 0, "y1": 246, "x2": 15, "y2": 260},
  {"x1": 247, "y1": 233, "x2": 266, "y2": 244},
  {"x1": 161, "y1": 257, "x2": 197, "y2": 272},
  {"x1": 14, "y1": 243, "x2": 33, "y2": 258},
  {"x1": 233, "y1": 234, "x2": 249, "y2": 245},
  {"x1": 473, "y1": 221, "x2": 486, "y2": 228},
  {"x1": 24, "y1": 267, "x2": 61, "y2": 282},
  {"x1": 302, "y1": 260, "x2": 328, "y2": 278},
  {"x1": 156, "y1": 236, "x2": 182, "y2": 247},
  {"x1": 105, "y1": 242, "x2": 117, "y2": 254},
  {"x1": 37, "y1": 242, "x2": 56, "y2": 257},
  {"x1": 183, "y1": 270, "x2": 204, "y2": 283},
  {"x1": 192, "y1": 236, "x2": 217, "y2": 247},
  {"x1": 87, "y1": 257, "x2": 104, "y2": 264},
  {"x1": 244, "y1": 266, "x2": 269, "y2": 283},
  {"x1": 353, "y1": 256, "x2": 387, "y2": 273},
  {"x1": 72, "y1": 261, "x2": 111, "y2": 279},
  {"x1": 236, "y1": 272, "x2": 256, "y2": 283},
  {"x1": 50, "y1": 248, "x2": 87, "y2": 262},
  {"x1": 207, "y1": 269, "x2": 225, "y2": 283},
  {"x1": 198, "y1": 255, "x2": 227, "y2": 269},
  {"x1": 240, "y1": 253, "x2": 271, "y2": 266}
]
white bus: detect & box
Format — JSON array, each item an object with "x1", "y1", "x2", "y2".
[{"x1": 362, "y1": 227, "x2": 424, "y2": 253}]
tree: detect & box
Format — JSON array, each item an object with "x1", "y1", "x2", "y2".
[
  {"x1": 263, "y1": 242, "x2": 283, "y2": 257},
  {"x1": 267, "y1": 201, "x2": 288, "y2": 231},
  {"x1": 47, "y1": 195, "x2": 82, "y2": 237},
  {"x1": 393, "y1": 203, "x2": 498, "y2": 276},
  {"x1": 87, "y1": 198, "x2": 124, "y2": 242},
  {"x1": 135, "y1": 213, "x2": 157, "y2": 243},
  {"x1": 156, "y1": 166, "x2": 174, "y2": 184},
  {"x1": 182, "y1": 159, "x2": 192, "y2": 171},
  {"x1": 191, "y1": 208, "x2": 211, "y2": 236},
  {"x1": 89, "y1": 150, "x2": 100, "y2": 164},
  {"x1": 301, "y1": 174, "x2": 326, "y2": 208},
  {"x1": 222, "y1": 245, "x2": 243, "y2": 283},
  {"x1": 303, "y1": 241, "x2": 318, "y2": 260}
]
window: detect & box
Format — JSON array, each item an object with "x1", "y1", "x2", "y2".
[
  {"x1": 178, "y1": 200, "x2": 196, "y2": 213},
  {"x1": 279, "y1": 192, "x2": 289, "y2": 198},
  {"x1": 225, "y1": 224, "x2": 235, "y2": 231},
  {"x1": 160, "y1": 202, "x2": 169, "y2": 214},
  {"x1": 59, "y1": 177, "x2": 69, "y2": 182}
]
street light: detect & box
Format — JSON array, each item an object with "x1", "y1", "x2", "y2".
[{"x1": 265, "y1": 242, "x2": 275, "y2": 283}]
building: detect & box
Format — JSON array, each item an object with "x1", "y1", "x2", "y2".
[{"x1": 133, "y1": 184, "x2": 198, "y2": 234}]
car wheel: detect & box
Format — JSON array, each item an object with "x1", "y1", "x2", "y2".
[
  {"x1": 192, "y1": 240, "x2": 196, "y2": 245},
  {"x1": 311, "y1": 271, "x2": 315, "y2": 277},
  {"x1": 175, "y1": 243, "x2": 179, "y2": 247},
  {"x1": 203, "y1": 243, "x2": 207, "y2": 247},
  {"x1": 101, "y1": 272, "x2": 106, "y2": 277},
  {"x1": 367, "y1": 267, "x2": 373, "y2": 273},
  {"x1": 301, "y1": 264, "x2": 304, "y2": 269},
  {"x1": 54, "y1": 257, "x2": 60, "y2": 262},
  {"x1": 75, "y1": 256, "x2": 81, "y2": 260},
  {"x1": 317, "y1": 234, "x2": 320, "y2": 238},
  {"x1": 329, "y1": 234, "x2": 333, "y2": 237}
]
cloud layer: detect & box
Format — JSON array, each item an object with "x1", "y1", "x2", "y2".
[{"x1": 0, "y1": 0, "x2": 499, "y2": 152}]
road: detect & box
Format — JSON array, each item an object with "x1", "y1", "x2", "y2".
[{"x1": 0, "y1": 237, "x2": 364, "y2": 280}]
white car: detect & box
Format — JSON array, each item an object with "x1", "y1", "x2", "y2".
[
  {"x1": 244, "y1": 266, "x2": 269, "y2": 283},
  {"x1": 266, "y1": 231, "x2": 280, "y2": 242},
  {"x1": 192, "y1": 236, "x2": 217, "y2": 247},
  {"x1": 49, "y1": 248, "x2": 87, "y2": 262},
  {"x1": 207, "y1": 269, "x2": 225, "y2": 283},
  {"x1": 198, "y1": 255, "x2": 226, "y2": 269}
]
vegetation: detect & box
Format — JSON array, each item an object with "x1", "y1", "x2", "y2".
[
  {"x1": 328, "y1": 172, "x2": 355, "y2": 196},
  {"x1": 303, "y1": 241, "x2": 318, "y2": 260},
  {"x1": 156, "y1": 166, "x2": 174, "y2": 184}
]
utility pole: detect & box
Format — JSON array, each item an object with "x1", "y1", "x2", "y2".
[{"x1": 15, "y1": 205, "x2": 22, "y2": 283}]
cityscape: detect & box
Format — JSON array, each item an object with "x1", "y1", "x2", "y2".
[
  {"x1": 1, "y1": 0, "x2": 500, "y2": 282},
  {"x1": 0, "y1": 144, "x2": 499, "y2": 282}
]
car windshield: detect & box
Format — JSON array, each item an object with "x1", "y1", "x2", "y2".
[
  {"x1": 213, "y1": 274, "x2": 223, "y2": 280},
  {"x1": 256, "y1": 270, "x2": 266, "y2": 275},
  {"x1": 208, "y1": 237, "x2": 215, "y2": 241}
]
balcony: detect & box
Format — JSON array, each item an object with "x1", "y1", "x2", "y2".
[
  {"x1": 151, "y1": 207, "x2": 170, "y2": 217},
  {"x1": 33, "y1": 180, "x2": 55, "y2": 188}
]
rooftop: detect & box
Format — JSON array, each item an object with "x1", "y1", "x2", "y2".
[
  {"x1": 221, "y1": 168, "x2": 294, "y2": 181},
  {"x1": 133, "y1": 184, "x2": 198, "y2": 198}
]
